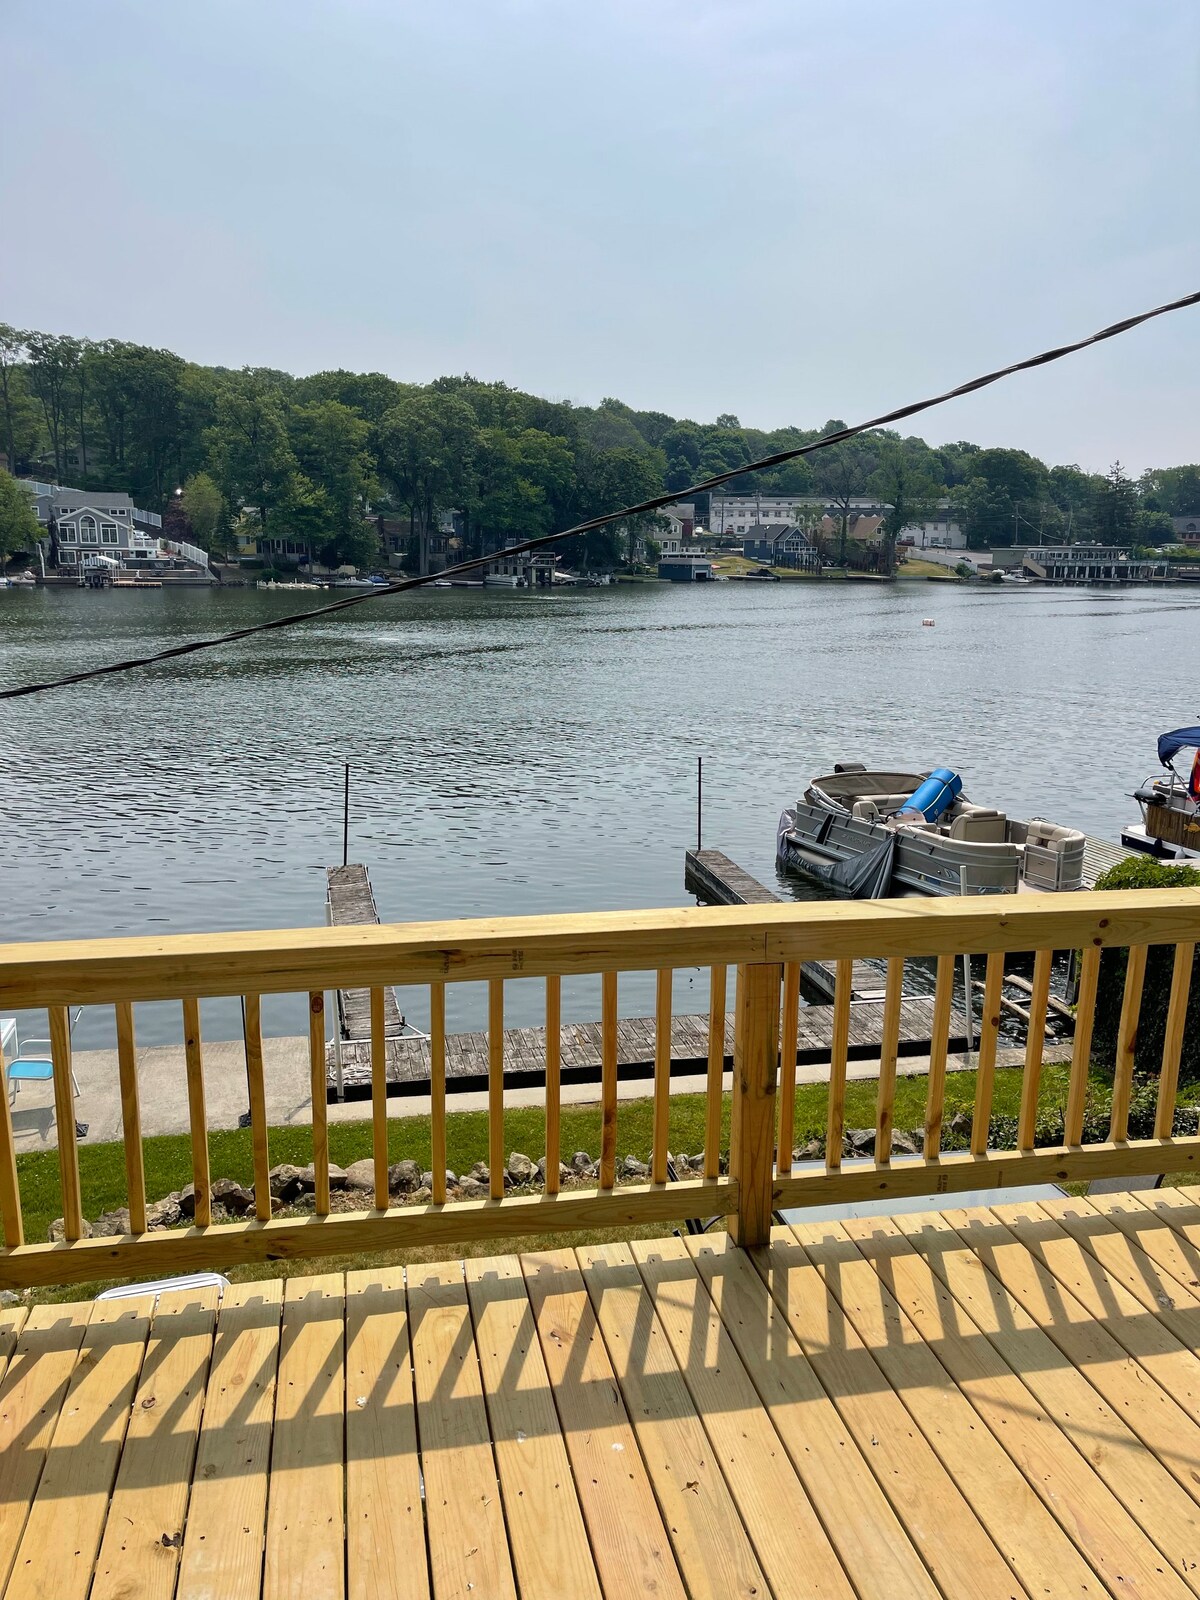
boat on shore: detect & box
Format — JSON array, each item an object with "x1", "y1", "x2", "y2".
[
  {"x1": 777, "y1": 764, "x2": 1086, "y2": 896},
  {"x1": 1121, "y1": 727, "x2": 1200, "y2": 861}
]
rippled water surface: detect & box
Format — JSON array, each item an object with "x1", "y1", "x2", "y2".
[{"x1": 2, "y1": 580, "x2": 1194, "y2": 1044}]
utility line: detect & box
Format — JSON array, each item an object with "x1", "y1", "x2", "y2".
[{"x1": 3, "y1": 287, "x2": 1198, "y2": 701}]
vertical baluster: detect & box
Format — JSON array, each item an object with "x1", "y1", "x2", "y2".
[
  {"x1": 704, "y1": 964, "x2": 727, "y2": 1181},
  {"x1": 489, "y1": 979, "x2": 505, "y2": 1200},
  {"x1": 544, "y1": 976, "x2": 561, "y2": 1196},
  {"x1": 924, "y1": 954, "x2": 955, "y2": 1159},
  {"x1": 825, "y1": 959, "x2": 853, "y2": 1170},
  {"x1": 182, "y1": 998, "x2": 211, "y2": 1226},
  {"x1": 1018, "y1": 949, "x2": 1054, "y2": 1151},
  {"x1": 777, "y1": 963, "x2": 801, "y2": 1179},
  {"x1": 875, "y1": 958, "x2": 904, "y2": 1165},
  {"x1": 1065, "y1": 945, "x2": 1101, "y2": 1144},
  {"x1": 370, "y1": 987, "x2": 388, "y2": 1209},
  {"x1": 0, "y1": 1024, "x2": 23, "y2": 1247},
  {"x1": 971, "y1": 953, "x2": 1005, "y2": 1156},
  {"x1": 49, "y1": 1006, "x2": 83, "y2": 1240},
  {"x1": 243, "y1": 995, "x2": 271, "y2": 1221},
  {"x1": 114, "y1": 1002, "x2": 145, "y2": 1234},
  {"x1": 652, "y1": 969, "x2": 673, "y2": 1185},
  {"x1": 600, "y1": 971, "x2": 618, "y2": 1190},
  {"x1": 1156, "y1": 943, "x2": 1194, "y2": 1140},
  {"x1": 729, "y1": 962, "x2": 782, "y2": 1246},
  {"x1": 430, "y1": 983, "x2": 447, "y2": 1205},
  {"x1": 1109, "y1": 945, "x2": 1148, "y2": 1143},
  {"x1": 308, "y1": 992, "x2": 330, "y2": 1215}
]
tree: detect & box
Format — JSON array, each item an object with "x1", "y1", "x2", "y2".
[
  {"x1": 180, "y1": 472, "x2": 223, "y2": 549},
  {"x1": 868, "y1": 445, "x2": 942, "y2": 573},
  {"x1": 812, "y1": 432, "x2": 880, "y2": 564},
  {"x1": 470, "y1": 428, "x2": 575, "y2": 554},
  {"x1": 1139, "y1": 465, "x2": 1200, "y2": 516},
  {"x1": 0, "y1": 471, "x2": 40, "y2": 557},
  {"x1": 0, "y1": 324, "x2": 27, "y2": 471},
  {"x1": 289, "y1": 399, "x2": 374, "y2": 539},
  {"x1": 1092, "y1": 460, "x2": 1138, "y2": 545},
  {"x1": 1132, "y1": 508, "x2": 1175, "y2": 546},
  {"x1": 375, "y1": 392, "x2": 478, "y2": 574},
  {"x1": 204, "y1": 376, "x2": 299, "y2": 542},
  {"x1": 25, "y1": 332, "x2": 83, "y2": 481}
]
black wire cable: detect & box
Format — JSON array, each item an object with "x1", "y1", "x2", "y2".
[{"x1": 4, "y1": 286, "x2": 1197, "y2": 701}]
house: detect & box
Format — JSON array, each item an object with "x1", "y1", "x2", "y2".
[
  {"x1": 1171, "y1": 515, "x2": 1200, "y2": 546},
  {"x1": 485, "y1": 540, "x2": 556, "y2": 587},
  {"x1": 742, "y1": 522, "x2": 820, "y2": 571},
  {"x1": 658, "y1": 552, "x2": 713, "y2": 581},
  {"x1": 1018, "y1": 543, "x2": 1171, "y2": 585},
  {"x1": 903, "y1": 506, "x2": 966, "y2": 549},
  {"x1": 659, "y1": 501, "x2": 697, "y2": 539},
  {"x1": 711, "y1": 494, "x2": 811, "y2": 537}
]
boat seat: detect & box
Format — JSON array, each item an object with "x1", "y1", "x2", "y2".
[
  {"x1": 1025, "y1": 819, "x2": 1084, "y2": 852},
  {"x1": 851, "y1": 800, "x2": 879, "y2": 822},
  {"x1": 949, "y1": 809, "x2": 1007, "y2": 843},
  {"x1": 874, "y1": 794, "x2": 916, "y2": 815}
]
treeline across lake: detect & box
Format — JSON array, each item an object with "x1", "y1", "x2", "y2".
[{"x1": 1, "y1": 321, "x2": 1198, "y2": 568}]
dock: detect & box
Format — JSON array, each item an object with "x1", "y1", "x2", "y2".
[
  {"x1": 1081, "y1": 832, "x2": 1137, "y2": 888},
  {"x1": 327, "y1": 995, "x2": 971, "y2": 1098},
  {"x1": 326, "y1": 864, "x2": 402, "y2": 1042},
  {"x1": 685, "y1": 847, "x2": 884, "y2": 1000}
]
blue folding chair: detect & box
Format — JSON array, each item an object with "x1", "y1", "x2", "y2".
[{"x1": 6, "y1": 1010, "x2": 87, "y2": 1138}]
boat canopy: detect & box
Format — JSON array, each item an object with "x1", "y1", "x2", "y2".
[{"x1": 1157, "y1": 726, "x2": 1200, "y2": 767}]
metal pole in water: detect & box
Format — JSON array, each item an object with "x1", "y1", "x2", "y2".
[
  {"x1": 343, "y1": 761, "x2": 350, "y2": 867},
  {"x1": 697, "y1": 756, "x2": 703, "y2": 851}
]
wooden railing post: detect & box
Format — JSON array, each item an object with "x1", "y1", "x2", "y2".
[{"x1": 729, "y1": 961, "x2": 781, "y2": 1248}]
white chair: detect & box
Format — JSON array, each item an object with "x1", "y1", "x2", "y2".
[{"x1": 5, "y1": 1009, "x2": 86, "y2": 1138}]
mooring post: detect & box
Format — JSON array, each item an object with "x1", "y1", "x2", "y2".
[{"x1": 343, "y1": 761, "x2": 350, "y2": 867}]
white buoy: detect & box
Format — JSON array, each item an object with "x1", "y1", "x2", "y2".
[{"x1": 921, "y1": 618, "x2": 935, "y2": 627}]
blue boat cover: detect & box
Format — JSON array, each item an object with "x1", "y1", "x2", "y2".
[{"x1": 1157, "y1": 726, "x2": 1200, "y2": 767}]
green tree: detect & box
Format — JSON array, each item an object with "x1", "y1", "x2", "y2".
[
  {"x1": 180, "y1": 471, "x2": 223, "y2": 550},
  {"x1": 205, "y1": 376, "x2": 299, "y2": 543},
  {"x1": 1139, "y1": 465, "x2": 1200, "y2": 516},
  {"x1": 868, "y1": 444, "x2": 942, "y2": 573},
  {"x1": 0, "y1": 470, "x2": 41, "y2": 557},
  {"x1": 1092, "y1": 460, "x2": 1138, "y2": 545},
  {"x1": 471, "y1": 428, "x2": 575, "y2": 554},
  {"x1": 289, "y1": 399, "x2": 374, "y2": 538},
  {"x1": 376, "y1": 392, "x2": 478, "y2": 574},
  {"x1": 0, "y1": 324, "x2": 29, "y2": 472},
  {"x1": 25, "y1": 332, "x2": 83, "y2": 481},
  {"x1": 812, "y1": 428, "x2": 880, "y2": 564}
]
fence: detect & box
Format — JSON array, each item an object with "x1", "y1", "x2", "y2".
[{"x1": 0, "y1": 888, "x2": 1196, "y2": 1288}]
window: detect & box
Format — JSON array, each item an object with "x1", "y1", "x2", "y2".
[
  {"x1": 59, "y1": 549, "x2": 76, "y2": 564},
  {"x1": 58, "y1": 525, "x2": 76, "y2": 543},
  {"x1": 80, "y1": 519, "x2": 99, "y2": 544},
  {"x1": 101, "y1": 524, "x2": 119, "y2": 543}
]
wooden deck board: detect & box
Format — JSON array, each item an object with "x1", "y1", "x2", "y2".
[{"x1": 11, "y1": 1201, "x2": 1200, "y2": 1599}]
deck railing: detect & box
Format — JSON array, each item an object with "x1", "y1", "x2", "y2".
[{"x1": 0, "y1": 887, "x2": 1197, "y2": 1288}]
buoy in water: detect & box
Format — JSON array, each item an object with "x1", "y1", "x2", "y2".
[{"x1": 921, "y1": 618, "x2": 935, "y2": 627}]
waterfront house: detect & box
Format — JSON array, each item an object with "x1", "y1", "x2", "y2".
[
  {"x1": 1019, "y1": 543, "x2": 1172, "y2": 584},
  {"x1": 485, "y1": 540, "x2": 556, "y2": 586},
  {"x1": 658, "y1": 550, "x2": 714, "y2": 580},
  {"x1": 1172, "y1": 514, "x2": 1200, "y2": 547},
  {"x1": 742, "y1": 521, "x2": 821, "y2": 571}
]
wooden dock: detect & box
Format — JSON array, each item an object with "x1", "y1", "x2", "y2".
[
  {"x1": 327, "y1": 994, "x2": 970, "y2": 1098},
  {"x1": 1081, "y1": 833, "x2": 1137, "y2": 888},
  {"x1": 685, "y1": 848, "x2": 885, "y2": 1000},
  {"x1": 326, "y1": 865, "x2": 402, "y2": 1041}
]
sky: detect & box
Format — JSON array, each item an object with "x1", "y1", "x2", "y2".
[{"x1": 2, "y1": 0, "x2": 1197, "y2": 472}]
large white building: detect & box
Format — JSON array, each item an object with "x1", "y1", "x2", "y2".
[{"x1": 709, "y1": 492, "x2": 965, "y2": 548}]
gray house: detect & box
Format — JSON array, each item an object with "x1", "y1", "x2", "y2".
[{"x1": 742, "y1": 523, "x2": 820, "y2": 571}]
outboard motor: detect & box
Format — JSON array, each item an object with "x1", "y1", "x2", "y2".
[{"x1": 899, "y1": 768, "x2": 962, "y2": 822}]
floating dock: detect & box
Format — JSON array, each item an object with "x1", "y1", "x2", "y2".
[
  {"x1": 327, "y1": 995, "x2": 970, "y2": 1099},
  {"x1": 326, "y1": 864, "x2": 402, "y2": 1042}
]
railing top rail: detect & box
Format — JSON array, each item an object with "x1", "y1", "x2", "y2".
[{"x1": 1, "y1": 888, "x2": 1198, "y2": 1008}]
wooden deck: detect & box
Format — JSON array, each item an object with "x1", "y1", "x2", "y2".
[
  {"x1": 327, "y1": 865, "x2": 402, "y2": 1041},
  {"x1": 329, "y1": 993, "x2": 971, "y2": 1096},
  {"x1": 6, "y1": 1188, "x2": 1200, "y2": 1598}
]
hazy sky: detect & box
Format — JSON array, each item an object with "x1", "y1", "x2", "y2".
[{"x1": 3, "y1": 1, "x2": 1197, "y2": 471}]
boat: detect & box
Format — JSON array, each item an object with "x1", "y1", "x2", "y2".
[
  {"x1": 4, "y1": 570, "x2": 36, "y2": 587},
  {"x1": 483, "y1": 573, "x2": 525, "y2": 588},
  {"x1": 777, "y1": 764, "x2": 1086, "y2": 897},
  {"x1": 330, "y1": 575, "x2": 375, "y2": 588},
  {"x1": 1121, "y1": 726, "x2": 1200, "y2": 861}
]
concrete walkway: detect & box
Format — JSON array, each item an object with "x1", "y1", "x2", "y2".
[{"x1": 8, "y1": 1037, "x2": 1073, "y2": 1153}]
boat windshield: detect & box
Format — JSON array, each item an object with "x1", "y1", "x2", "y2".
[{"x1": 810, "y1": 771, "x2": 926, "y2": 804}]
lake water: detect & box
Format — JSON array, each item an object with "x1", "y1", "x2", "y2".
[{"x1": 2, "y1": 578, "x2": 1194, "y2": 1047}]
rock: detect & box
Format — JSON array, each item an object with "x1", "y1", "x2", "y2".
[
  {"x1": 326, "y1": 1163, "x2": 349, "y2": 1190},
  {"x1": 211, "y1": 1178, "x2": 254, "y2": 1216},
  {"x1": 389, "y1": 1159, "x2": 422, "y2": 1194},
  {"x1": 179, "y1": 1183, "x2": 198, "y2": 1219},
  {"x1": 507, "y1": 1151, "x2": 536, "y2": 1185},
  {"x1": 948, "y1": 1110, "x2": 973, "y2": 1140},
  {"x1": 844, "y1": 1128, "x2": 876, "y2": 1156},
  {"x1": 890, "y1": 1129, "x2": 922, "y2": 1157},
  {"x1": 571, "y1": 1151, "x2": 593, "y2": 1173},
  {"x1": 146, "y1": 1196, "x2": 182, "y2": 1230},
  {"x1": 469, "y1": 1161, "x2": 490, "y2": 1184},
  {"x1": 793, "y1": 1139, "x2": 825, "y2": 1163},
  {"x1": 0, "y1": 1290, "x2": 21, "y2": 1308},
  {"x1": 420, "y1": 1171, "x2": 435, "y2": 1193},
  {"x1": 268, "y1": 1164, "x2": 310, "y2": 1204},
  {"x1": 458, "y1": 1177, "x2": 488, "y2": 1200},
  {"x1": 621, "y1": 1154, "x2": 650, "y2": 1180},
  {"x1": 343, "y1": 1159, "x2": 376, "y2": 1193},
  {"x1": 536, "y1": 1157, "x2": 571, "y2": 1186},
  {"x1": 92, "y1": 1207, "x2": 131, "y2": 1238},
  {"x1": 48, "y1": 1217, "x2": 92, "y2": 1243},
  {"x1": 410, "y1": 1186, "x2": 432, "y2": 1204}
]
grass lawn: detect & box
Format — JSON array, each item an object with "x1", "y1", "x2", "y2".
[{"x1": 898, "y1": 557, "x2": 963, "y2": 579}]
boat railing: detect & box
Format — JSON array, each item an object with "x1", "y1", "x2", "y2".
[{"x1": 0, "y1": 885, "x2": 1196, "y2": 1289}]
